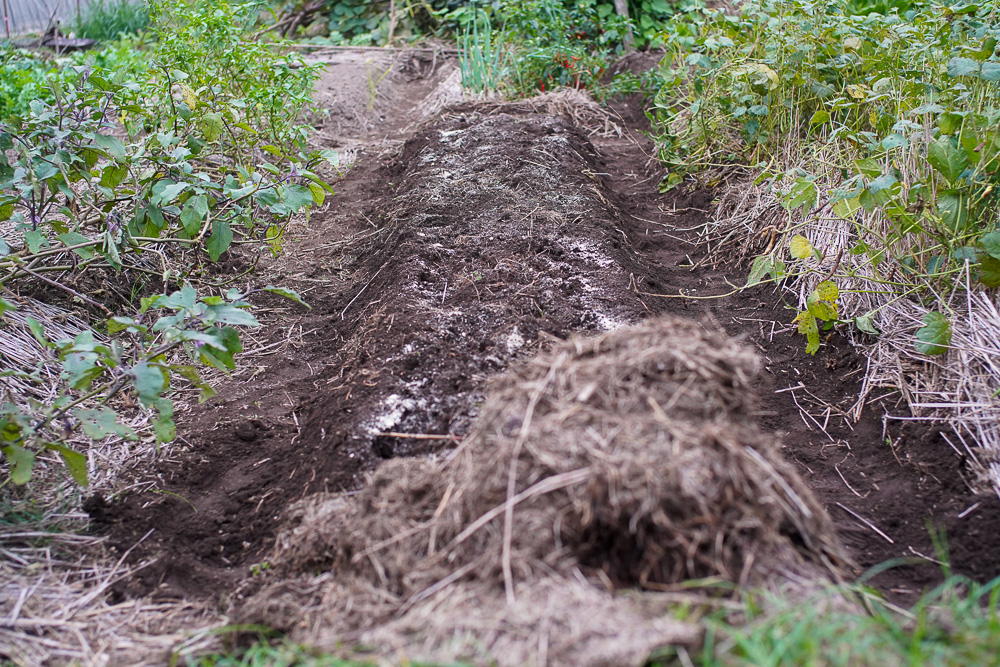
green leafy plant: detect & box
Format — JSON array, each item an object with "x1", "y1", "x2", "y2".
[
  {"x1": 0, "y1": 0, "x2": 328, "y2": 487},
  {"x1": 649, "y1": 0, "x2": 1000, "y2": 355}
]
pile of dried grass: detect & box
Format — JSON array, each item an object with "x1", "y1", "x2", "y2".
[{"x1": 241, "y1": 317, "x2": 845, "y2": 666}]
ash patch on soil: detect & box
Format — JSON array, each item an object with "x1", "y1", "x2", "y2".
[{"x1": 299, "y1": 112, "x2": 650, "y2": 461}]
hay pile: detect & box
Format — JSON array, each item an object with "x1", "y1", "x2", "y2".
[{"x1": 241, "y1": 317, "x2": 845, "y2": 666}]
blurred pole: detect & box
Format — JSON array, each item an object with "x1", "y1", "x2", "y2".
[
  {"x1": 387, "y1": 0, "x2": 397, "y2": 46},
  {"x1": 613, "y1": 0, "x2": 634, "y2": 51},
  {"x1": 3, "y1": 0, "x2": 10, "y2": 40}
]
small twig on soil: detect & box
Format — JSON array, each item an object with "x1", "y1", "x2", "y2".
[
  {"x1": 341, "y1": 264, "x2": 386, "y2": 320},
  {"x1": 6, "y1": 263, "x2": 110, "y2": 314},
  {"x1": 834, "y1": 463, "x2": 865, "y2": 498},
  {"x1": 835, "y1": 503, "x2": 894, "y2": 544},
  {"x1": 373, "y1": 432, "x2": 461, "y2": 441}
]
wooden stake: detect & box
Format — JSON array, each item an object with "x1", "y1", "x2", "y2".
[
  {"x1": 387, "y1": 0, "x2": 397, "y2": 46},
  {"x1": 613, "y1": 0, "x2": 634, "y2": 50}
]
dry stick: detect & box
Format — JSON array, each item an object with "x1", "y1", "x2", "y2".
[
  {"x1": 373, "y1": 431, "x2": 460, "y2": 441},
  {"x1": 503, "y1": 361, "x2": 563, "y2": 605},
  {"x1": 6, "y1": 262, "x2": 110, "y2": 314},
  {"x1": 340, "y1": 264, "x2": 386, "y2": 320},
  {"x1": 835, "y1": 503, "x2": 894, "y2": 544}
]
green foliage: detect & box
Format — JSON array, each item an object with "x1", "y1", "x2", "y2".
[
  {"x1": 498, "y1": 0, "x2": 632, "y2": 95},
  {"x1": 0, "y1": 50, "x2": 58, "y2": 121},
  {"x1": 648, "y1": 0, "x2": 1000, "y2": 355},
  {"x1": 694, "y1": 575, "x2": 1000, "y2": 666},
  {"x1": 75, "y1": 0, "x2": 151, "y2": 40},
  {"x1": 0, "y1": 0, "x2": 326, "y2": 487}
]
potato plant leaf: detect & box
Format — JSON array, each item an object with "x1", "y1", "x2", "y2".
[{"x1": 915, "y1": 311, "x2": 951, "y2": 355}]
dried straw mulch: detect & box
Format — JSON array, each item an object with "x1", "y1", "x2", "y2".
[{"x1": 239, "y1": 317, "x2": 846, "y2": 666}]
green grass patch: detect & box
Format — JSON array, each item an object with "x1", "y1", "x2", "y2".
[
  {"x1": 76, "y1": 0, "x2": 151, "y2": 41},
  {"x1": 691, "y1": 575, "x2": 1000, "y2": 666}
]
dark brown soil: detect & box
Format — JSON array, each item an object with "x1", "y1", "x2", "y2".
[{"x1": 86, "y1": 55, "x2": 1000, "y2": 608}]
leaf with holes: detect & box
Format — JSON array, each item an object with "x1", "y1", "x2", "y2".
[{"x1": 74, "y1": 407, "x2": 137, "y2": 441}]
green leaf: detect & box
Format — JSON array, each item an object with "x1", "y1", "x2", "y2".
[
  {"x1": 785, "y1": 178, "x2": 817, "y2": 215},
  {"x1": 855, "y1": 158, "x2": 882, "y2": 178},
  {"x1": 199, "y1": 326, "x2": 241, "y2": 371},
  {"x1": 0, "y1": 297, "x2": 15, "y2": 318},
  {"x1": 24, "y1": 229, "x2": 47, "y2": 254},
  {"x1": 981, "y1": 231, "x2": 1000, "y2": 260},
  {"x1": 264, "y1": 285, "x2": 311, "y2": 309},
  {"x1": 45, "y1": 443, "x2": 88, "y2": 486},
  {"x1": 151, "y1": 398, "x2": 175, "y2": 443},
  {"x1": 833, "y1": 196, "x2": 861, "y2": 219},
  {"x1": 25, "y1": 317, "x2": 50, "y2": 347},
  {"x1": 202, "y1": 113, "x2": 224, "y2": 142},
  {"x1": 789, "y1": 235, "x2": 814, "y2": 260},
  {"x1": 207, "y1": 303, "x2": 258, "y2": 327},
  {"x1": 151, "y1": 180, "x2": 189, "y2": 206},
  {"x1": 57, "y1": 232, "x2": 96, "y2": 260},
  {"x1": 927, "y1": 138, "x2": 970, "y2": 184},
  {"x1": 979, "y1": 254, "x2": 1000, "y2": 288},
  {"x1": 937, "y1": 190, "x2": 970, "y2": 233},
  {"x1": 794, "y1": 310, "x2": 820, "y2": 355},
  {"x1": 180, "y1": 195, "x2": 207, "y2": 236},
  {"x1": 809, "y1": 110, "x2": 831, "y2": 125},
  {"x1": 282, "y1": 184, "x2": 314, "y2": 213},
  {"x1": 2, "y1": 444, "x2": 34, "y2": 484},
  {"x1": 947, "y1": 56, "x2": 981, "y2": 78},
  {"x1": 93, "y1": 134, "x2": 127, "y2": 161},
  {"x1": 132, "y1": 362, "x2": 167, "y2": 405},
  {"x1": 73, "y1": 407, "x2": 137, "y2": 441},
  {"x1": 915, "y1": 311, "x2": 951, "y2": 355},
  {"x1": 855, "y1": 312, "x2": 879, "y2": 335},
  {"x1": 206, "y1": 218, "x2": 233, "y2": 262},
  {"x1": 869, "y1": 173, "x2": 897, "y2": 194},
  {"x1": 99, "y1": 163, "x2": 128, "y2": 189},
  {"x1": 981, "y1": 62, "x2": 1000, "y2": 82},
  {"x1": 308, "y1": 182, "x2": 326, "y2": 207}
]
